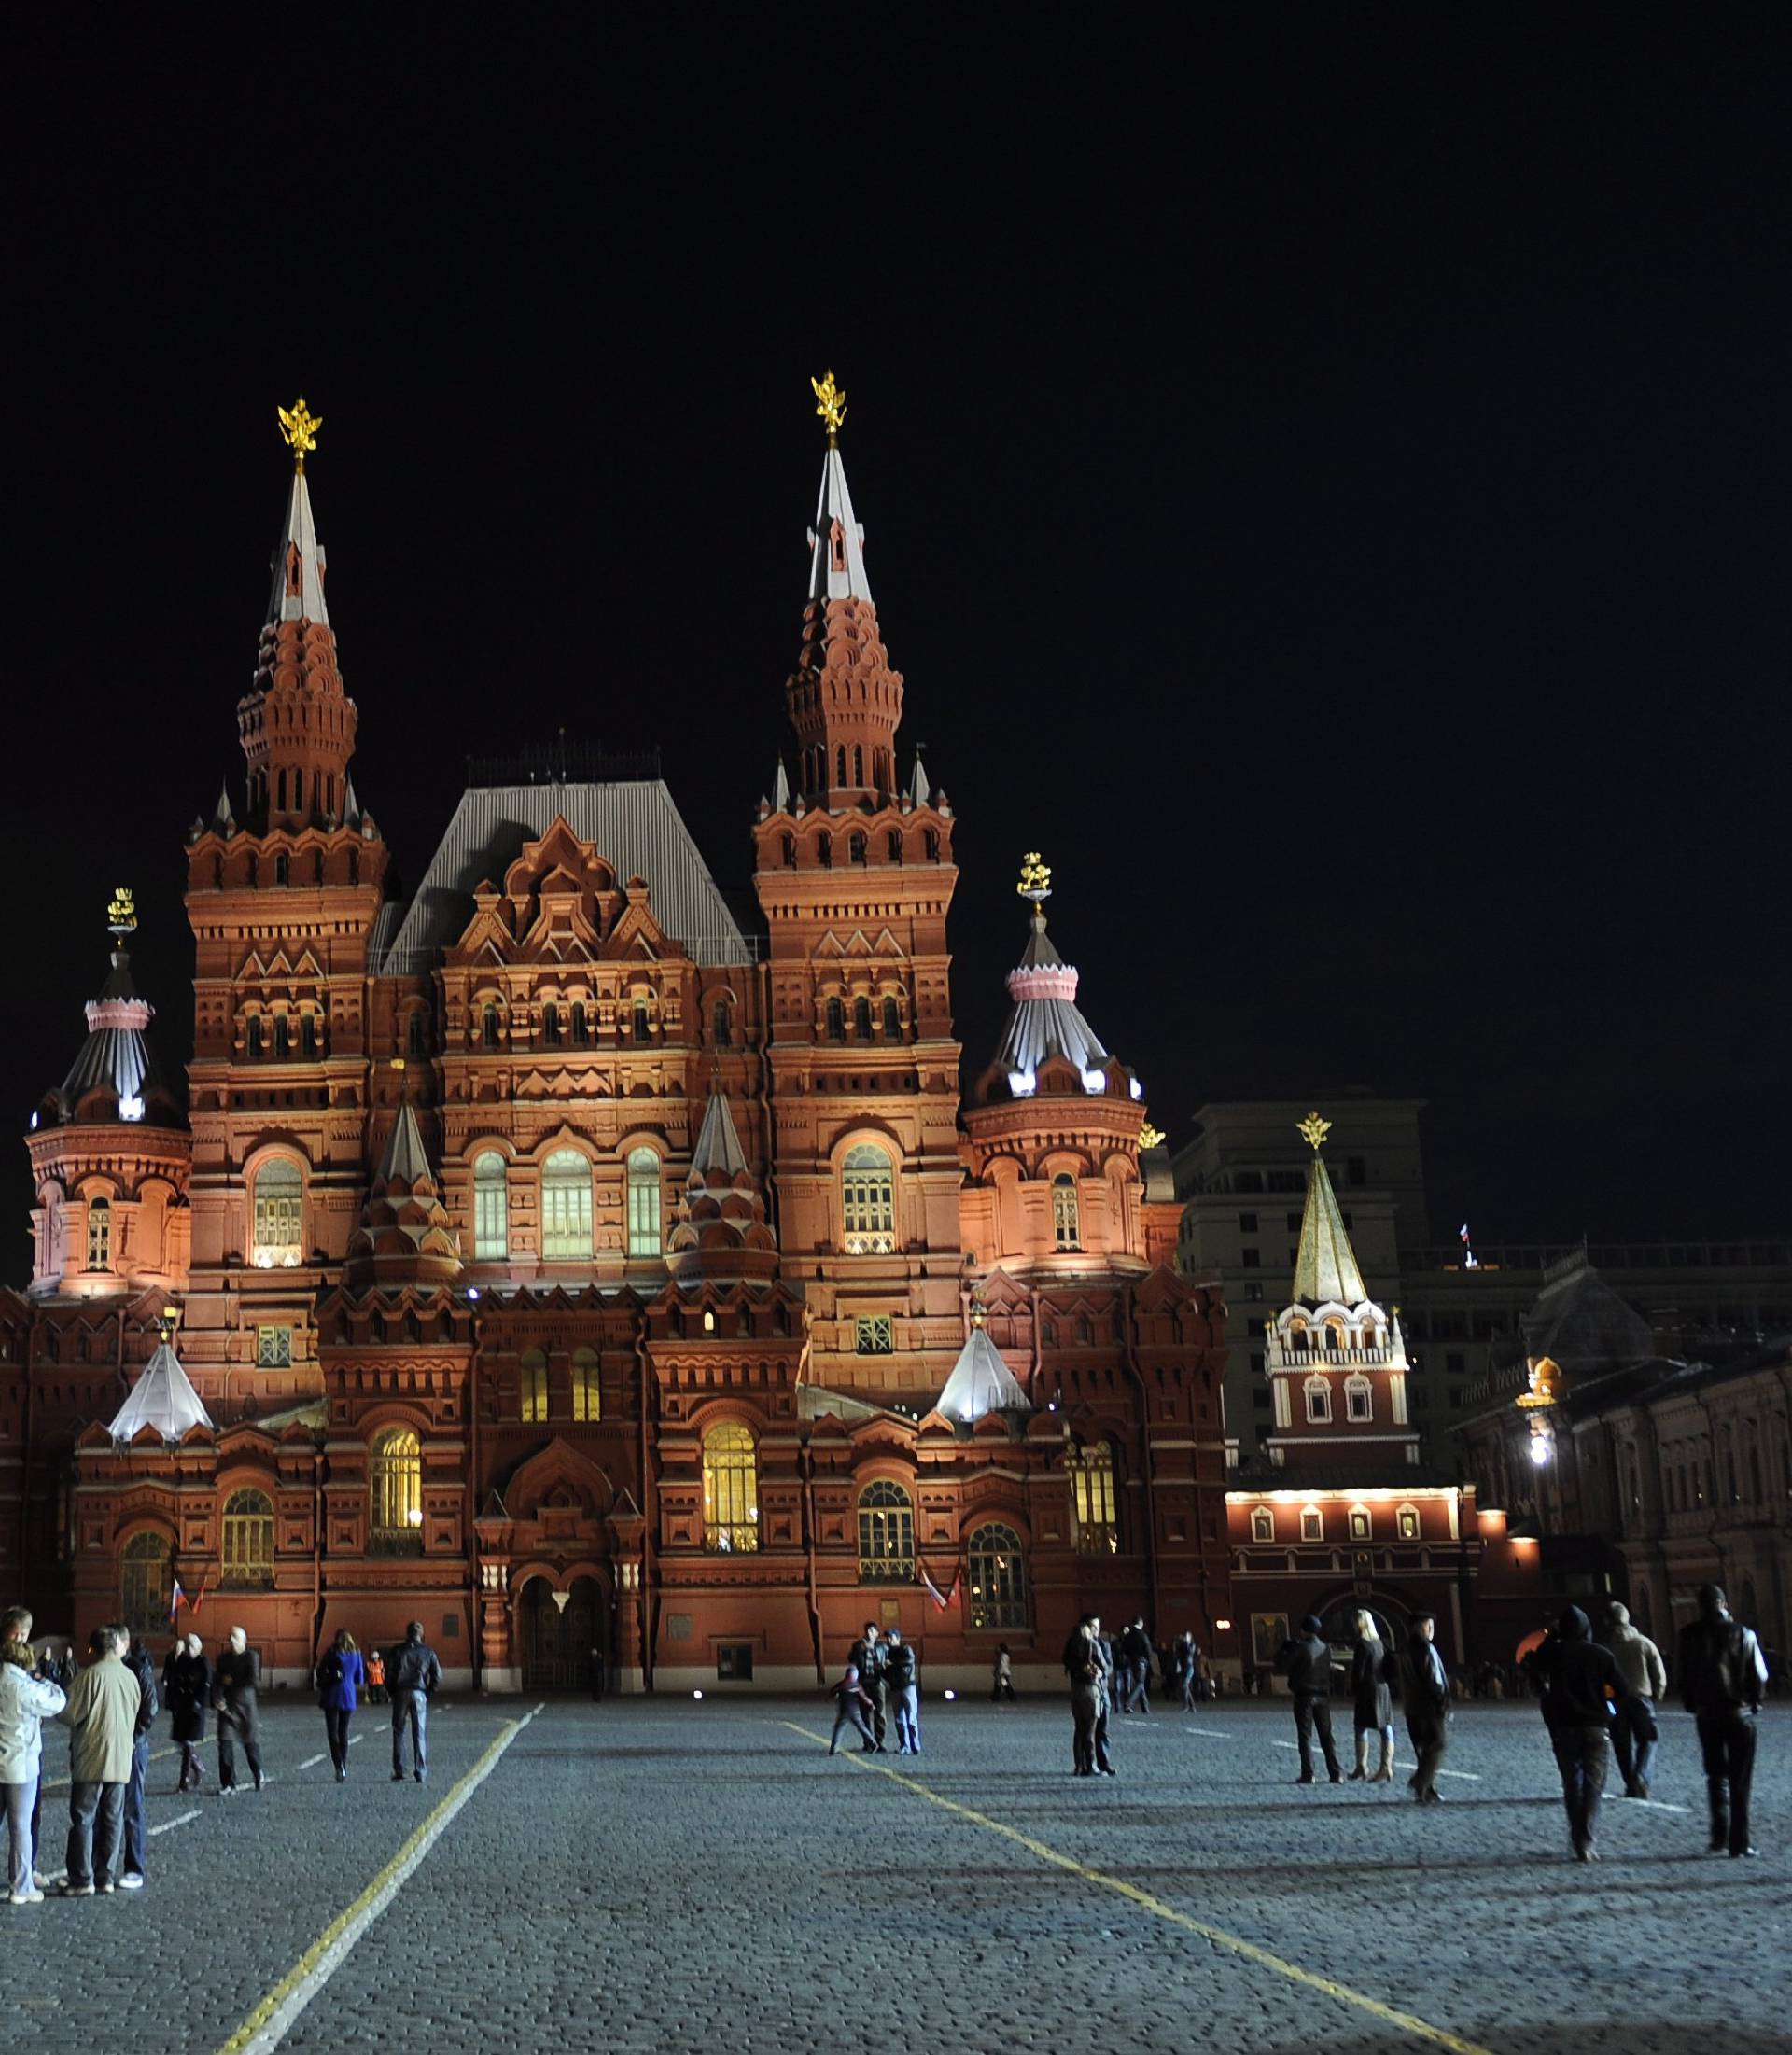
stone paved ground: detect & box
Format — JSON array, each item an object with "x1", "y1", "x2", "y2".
[{"x1": 6, "y1": 1694, "x2": 1788, "y2": 2053}]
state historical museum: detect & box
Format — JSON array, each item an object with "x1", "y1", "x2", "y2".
[{"x1": 1, "y1": 386, "x2": 1232, "y2": 1691}]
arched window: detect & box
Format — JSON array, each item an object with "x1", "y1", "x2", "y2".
[
  {"x1": 882, "y1": 996, "x2": 901, "y2": 1040},
  {"x1": 274, "y1": 851, "x2": 290, "y2": 886},
  {"x1": 542, "y1": 1002, "x2": 561, "y2": 1047},
  {"x1": 1068, "y1": 1439, "x2": 1116, "y2": 1552},
  {"x1": 1304, "y1": 1374, "x2": 1332, "y2": 1423},
  {"x1": 571, "y1": 1001, "x2": 589, "y2": 1046},
  {"x1": 1348, "y1": 1504, "x2": 1372, "y2": 1541},
  {"x1": 1396, "y1": 1503, "x2": 1421, "y2": 1541},
  {"x1": 221, "y1": 1489, "x2": 274, "y2": 1587},
  {"x1": 482, "y1": 1002, "x2": 500, "y2": 1050},
  {"x1": 818, "y1": 831, "x2": 833, "y2": 869},
  {"x1": 273, "y1": 1016, "x2": 290, "y2": 1061},
  {"x1": 887, "y1": 830, "x2": 903, "y2": 863},
  {"x1": 571, "y1": 1347, "x2": 600, "y2": 1423},
  {"x1": 633, "y1": 1000, "x2": 651, "y2": 1043},
  {"x1": 852, "y1": 745, "x2": 864, "y2": 786},
  {"x1": 702, "y1": 1421, "x2": 759, "y2": 1553},
  {"x1": 854, "y1": 996, "x2": 873, "y2": 1041},
  {"x1": 848, "y1": 830, "x2": 866, "y2": 864},
  {"x1": 967, "y1": 1522, "x2": 1027, "y2": 1629},
  {"x1": 519, "y1": 1349, "x2": 549, "y2": 1423},
  {"x1": 472, "y1": 1152, "x2": 509, "y2": 1260},
  {"x1": 252, "y1": 1158, "x2": 303, "y2": 1268},
  {"x1": 369, "y1": 1428, "x2": 422, "y2": 1544},
  {"x1": 1300, "y1": 1506, "x2": 1324, "y2": 1541},
  {"x1": 541, "y1": 1149, "x2": 592, "y2": 1261},
  {"x1": 85, "y1": 1197, "x2": 111, "y2": 1271},
  {"x1": 247, "y1": 1015, "x2": 262, "y2": 1060},
  {"x1": 1052, "y1": 1174, "x2": 1081, "y2": 1251},
  {"x1": 712, "y1": 999, "x2": 731, "y2": 1047},
  {"x1": 825, "y1": 997, "x2": 846, "y2": 1041},
  {"x1": 842, "y1": 1143, "x2": 895, "y2": 1253},
  {"x1": 303, "y1": 1013, "x2": 322, "y2": 1059},
  {"x1": 857, "y1": 1480, "x2": 915, "y2": 1581},
  {"x1": 1251, "y1": 1506, "x2": 1275, "y2": 1543},
  {"x1": 626, "y1": 1147, "x2": 662, "y2": 1258},
  {"x1": 1345, "y1": 1375, "x2": 1373, "y2": 1422},
  {"x1": 119, "y1": 1531, "x2": 173, "y2": 1639},
  {"x1": 835, "y1": 746, "x2": 847, "y2": 788}
]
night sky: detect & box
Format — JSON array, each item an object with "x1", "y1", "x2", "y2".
[{"x1": 7, "y1": 17, "x2": 1788, "y2": 1280}]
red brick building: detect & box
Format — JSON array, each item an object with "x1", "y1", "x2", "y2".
[{"x1": 2, "y1": 389, "x2": 1230, "y2": 1690}]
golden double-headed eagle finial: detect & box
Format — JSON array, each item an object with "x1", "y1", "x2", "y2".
[
  {"x1": 811, "y1": 370, "x2": 847, "y2": 443},
  {"x1": 106, "y1": 887, "x2": 137, "y2": 939},
  {"x1": 277, "y1": 396, "x2": 323, "y2": 469},
  {"x1": 1139, "y1": 1123, "x2": 1166, "y2": 1150},
  {"x1": 1296, "y1": 1111, "x2": 1332, "y2": 1153},
  {"x1": 1017, "y1": 851, "x2": 1052, "y2": 903}
]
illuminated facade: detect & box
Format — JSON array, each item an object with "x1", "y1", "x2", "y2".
[{"x1": 2, "y1": 388, "x2": 1229, "y2": 1689}]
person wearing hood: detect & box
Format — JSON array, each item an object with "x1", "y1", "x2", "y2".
[
  {"x1": 1533, "y1": 1606, "x2": 1628, "y2": 1861},
  {"x1": 1603, "y1": 1602, "x2": 1668, "y2": 1798},
  {"x1": 1276, "y1": 1615, "x2": 1342, "y2": 1785},
  {"x1": 1677, "y1": 1584, "x2": 1767, "y2": 1858}
]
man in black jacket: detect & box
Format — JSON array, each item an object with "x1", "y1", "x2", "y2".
[
  {"x1": 847, "y1": 1623, "x2": 887, "y2": 1753},
  {"x1": 389, "y1": 1621, "x2": 442, "y2": 1783},
  {"x1": 1533, "y1": 1607, "x2": 1627, "y2": 1862},
  {"x1": 1121, "y1": 1620, "x2": 1155, "y2": 1714},
  {"x1": 1277, "y1": 1615, "x2": 1341, "y2": 1784},
  {"x1": 1678, "y1": 1584, "x2": 1768, "y2": 1857},
  {"x1": 213, "y1": 1626, "x2": 263, "y2": 1795},
  {"x1": 116, "y1": 1628, "x2": 159, "y2": 1888},
  {"x1": 1405, "y1": 1610, "x2": 1451, "y2": 1804}
]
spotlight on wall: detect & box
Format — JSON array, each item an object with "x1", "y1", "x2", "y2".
[
  {"x1": 942, "y1": 1689, "x2": 956, "y2": 1700},
  {"x1": 693, "y1": 1689, "x2": 705, "y2": 1700}
]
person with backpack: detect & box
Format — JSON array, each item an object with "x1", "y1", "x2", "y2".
[
  {"x1": 1677, "y1": 1584, "x2": 1768, "y2": 1858},
  {"x1": 316, "y1": 1630, "x2": 365, "y2": 1782},
  {"x1": 885, "y1": 1629, "x2": 920, "y2": 1755},
  {"x1": 388, "y1": 1622, "x2": 441, "y2": 1783}
]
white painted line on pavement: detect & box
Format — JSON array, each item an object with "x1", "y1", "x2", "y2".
[
  {"x1": 152, "y1": 1808, "x2": 202, "y2": 1835},
  {"x1": 217, "y1": 1705, "x2": 539, "y2": 2055},
  {"x1": 1183, "y1": 1727, "x2": 1233, "y2": 1739},
  {"x1": 297, "y1": 1754, "x2": 326, "y2": 1770},
  {"x1": 1629, "y1": 1796, "x2": 1691, "y2": 1815}
]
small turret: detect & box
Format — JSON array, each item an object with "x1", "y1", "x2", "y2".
[
  {"x1": 667, "y1": 1087, "x2": 778, "y2": 1284},
  {"x1": 343, "y1": 1103, "x2": 462, "y2": 1289}
]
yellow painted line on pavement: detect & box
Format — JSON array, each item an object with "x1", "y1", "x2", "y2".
[
  {"x1": 780, "y1": 1721, "x2": 1497, "y2": 2055},
  {"x1": 215, "y1": 1707, "x2": 542, "y2": 2055}
]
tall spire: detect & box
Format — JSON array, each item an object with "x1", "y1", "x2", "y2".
[
  {"x1": 42, "y1": 890, "x2": 179, "y2": 1128},
  {"x1": 1291, "y1": 1112, "x2": 1368, "y2": 1305},
  {"x1": 786, "y1": 372, "x2": 903, "y2": 808},
  {"x1": 237, "y1": 397, "x2": 358, "y2": 833},
  {"x1": 991, "y1": 854, "x2": 1114, "y2": 1097}
]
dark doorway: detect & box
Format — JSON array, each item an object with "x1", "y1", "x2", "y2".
[{"x1": 519, "y1": 1574, "x2": 604, "y2": 1691}]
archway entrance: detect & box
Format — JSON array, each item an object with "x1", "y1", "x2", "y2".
[{"x1": 518, "y1": 1574, "x2": 604, "y2": 1691}]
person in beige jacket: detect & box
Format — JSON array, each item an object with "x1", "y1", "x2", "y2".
[
  {"x1": 1603, "y1": 1601, "x2": 1669, "y2": 1799},
  {"x1": 60, "y1": 1623, "x2": 141, "y2": 1894}
]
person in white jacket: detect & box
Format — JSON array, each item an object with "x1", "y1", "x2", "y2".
[
  {"x1": 1, "y1": 1607, "x2": 67, "y2": 1905},
  {"x1": 1603, "y1": 1601, "x2": 1669, "y2": 1798}
]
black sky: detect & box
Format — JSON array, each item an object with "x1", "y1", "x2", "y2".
[{"x1": 5, "y1": 14, "x2": 1788, "y2": 1279}]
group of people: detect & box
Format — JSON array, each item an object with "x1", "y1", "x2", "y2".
[
  {"x1": 0, "y1": 1611, "x2": 445, "y2": 1904},
  {"x1": 1273, "y1": 1608, "x2": 1450, "y2": 1798},
  {"x1": 828, "y1": 1622, "x2": 921, "y2": 1755}
]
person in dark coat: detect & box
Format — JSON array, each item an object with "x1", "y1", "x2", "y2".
[
  {"x1": 1404, "y1": 1610, "x2": 1451, "y2": 1804},
  {"x1": 118, "y1": 1629, "x2": 159, "y2": 1888},
  {"x1": 388, "y1": 1621, "x2": 442, "y2": 1782},
  {"x1": 1065, "y1": 1620, "x2": 1114, "y2": 1776},
  {"x1": 847, "y1": 1623, "x2": 888, "y2": 1752},
  {"x1": 1348, "y1": 1610, "x2": 1396, "y2": 1783},
  {"x1": 316, "y1": 1630, "x2": 366, "y2": 1782},
  {"x1": 884, "y1": 1629, "x2": 920, "y2": 1755},
  {"x1": 827, "y1": 1664, "x2": 877, "y2": 1755},
  {"x1": 168, "y1": 1633, "x2": 209, "y2": 1791},
  {"x1": 1533, "y1": 1606, "x2": 1628, "y2": 1861},
  {"x1": 212, "y1": 1626, "x2": 263, "y2": 1795},
  {"x1": 1678, "y1": 1583, "x2": 1769, "y2": 1858},
  {"x1": 1121, "y1": 1620, "x2": 1155, "y2": 1714},
  {"x1": 1277, "y1": 1615, "x2": 1341, "y2": 1784}
]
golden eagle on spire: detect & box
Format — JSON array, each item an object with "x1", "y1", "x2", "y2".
[
  {"x1": 106, "y1": 887, "x2": 137, "y2": 939},
  {"x1": 811, "y1": 370, "x2": 847, "y2": 442},
  {"x1": 277, "y1": 396, "x2": 322, "y2": 468},
  {"x1": 1296, "y1": 1111, "x2": 1332, "y2": 1152},
  {"x1": 1016, "y1": 851, "x2": 1052, "y2": 904}
]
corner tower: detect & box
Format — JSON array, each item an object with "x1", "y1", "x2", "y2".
[
  {"x1": 752, "y1": 375, "x2": 964, "y2": 1402},
  {"x1": 1264, "y1": 1112, "x2": 1418, "y2": 1468}
]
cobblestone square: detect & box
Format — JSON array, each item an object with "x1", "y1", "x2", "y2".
[{"x1": 5, "y1": 1693, "x2": 1786, "y2": 2053}]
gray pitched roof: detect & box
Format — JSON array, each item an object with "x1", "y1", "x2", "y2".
[
  {"x1": 691, "y1": 1089, "x2": 749, "y2": 1180},
  {"x1": 992, "y1": 913, "x2": 1112, "y2": 1083},
  {"x1": 377, "y1": 780, "x2": 753, "y2": 972},
  {"x1": 108, "y1": 1341, "x2": 214, "y2": 1442},
  {"x1": 935, "y1": 1324, "x2": 1029, "y2": 1420}
]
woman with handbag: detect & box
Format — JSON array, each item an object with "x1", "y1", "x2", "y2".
[{"x1": 316, "y1": 1630, "x2": 366, "y2": 1782}]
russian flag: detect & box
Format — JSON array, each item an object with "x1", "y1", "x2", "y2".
[{"x1": 168, "y1": 1578, "x2": 187, "y2": 1626}]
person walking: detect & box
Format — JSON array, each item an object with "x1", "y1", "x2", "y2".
[
  {"x1": 1405, "y1": 1610, "x2": 1451, "y2": 1804},
  {"x1": 1277, "y1": 1615, "x2": 1342, "y2": 1784},
  {"x1": 388, "y1": 1621, "x2": 441, "y2": 1783},
  {"x1": 364, "y1": 1646, "x2": 386, "y2": 1706},
  {"x1": 316, "y1": 1630, "x2": 365, "y2": 1782},
  {"x1": 827, "y1": 1664, "x2": 877, "y2": 1755},
  {"x1": 1603, "y1": 1601, "x2": 1668, "y2": 1799},
  {"x1": 118, "y1": 1629, "x2": 159, "y2": 1889},
  {"x1": 1, "y1": 1607, "x2": 65, "y2": 1906},
  {"x1": 1065, "y1": 1620, "x2": 1114, "y2": 1776},
  {"x1": 168, "y1": 1632, "x2": 209, "y2": 1791},
  {"x1": 847, "y1": 1623, "x2": 888, "y2": 1751},
  {"x1": 1348, "y1": 1611, "x2": 1397, "y2": 1783},
  {"x1": 1174, "y1": 1632, "x2": 1201, "y2": 1712},
  {"x1": 1677, "y1": 1583, "x2": 1768, "y2": 1858},
  {"x1": 885, "y1": 1629, "x2": 921, "y2": 1755},
  {"x1": 60, "y1": 1623, "x2": 138, "y2": 1894},
  {"x1": 991, "y1": 1644, "x2": 1016, "y2": 1705},
  {"x1": 213, "y1": 1626, "x2": 263, "y2": 1795},
  {"x1": 1533, "y1": 1607, "x2": 1628, "y2": 1862},
  {"x1": 1121, "y1": 1619, "x2": 1155, "y2": 1714}
]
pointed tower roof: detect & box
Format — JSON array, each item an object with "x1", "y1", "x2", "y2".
[
  {"x1": 807, "y1": 439, "x2": 873, "y2": 605},
  {"x1": 771, "y1": 758, "x2": 791, "y2": 813},
  {"x1": 1291, "y1": 1112, "x2": 1369, "y2": 1306},
  {"x1": 990, "y1": 854, "x2": 1113, "y2": 1093},
  {"x1": 668, "y1": 1087, "x2": 777, "y2": 1283},
  {"x1": 45, "y1": 892, "x2": 180, "y2": 1129},
  {"x1": 934, "y1": 1310, "x2": 1030, "y2": 1422},
  {"x1": 691, "y1": 1085, "x2": 749, "y2": 1180},
  {"x1": 267, "y1": 453, "x2": 329, "y2": 626},
  {"x1": 343, "y1": 1103, "x2": 461, "y2": 1287},
  {"x1": 108, "y1": 1335, "x2": 214, "y2": 1442}
]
